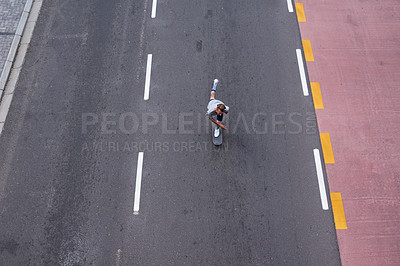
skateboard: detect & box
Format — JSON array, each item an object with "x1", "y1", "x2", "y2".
[{"x1": 212, "y1": 121, "x2": 223, "y2": 145}]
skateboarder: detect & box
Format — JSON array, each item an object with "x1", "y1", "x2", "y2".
[{"x1": 206, "y1": 79, "x2": 229, "y2": 137}]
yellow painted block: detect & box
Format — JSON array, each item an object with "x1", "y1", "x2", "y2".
[
  {"x1": 295, "y1": 3, "x2": 306, "y2": 22},
  {"x1": 331, "y1": 193, "x2": 347, "y2": 229},
  {"x1": 311, "y1": 82, "x2": 324, "y2": 109},
  {"x1": 320, "y1": 133, "x2": 335, "y2": 164},
  {"x1": 302, "y1": 39, "x2": 314, "y2": 61}
]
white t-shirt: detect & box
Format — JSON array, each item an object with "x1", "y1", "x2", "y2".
[{"x1": 206, "y1": 99, "x2": 230, "y2": 118}]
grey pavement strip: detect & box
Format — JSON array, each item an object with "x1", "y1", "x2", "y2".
[
  {"x1": 7, "y1": 35, "x2": 21, "y2": 63},
  {"x1": 0, "y1": 0, "x2": 41, "y2": 132},
  {"x1": 23, "y1": 0, "x2": 33, "y2": 13},
  {"x1": 0, "y1": 0, "x2": 32, "y2": 99},
  {"x1": 0, "y1": 59, "x2": 12, "y2": 96},
  {"x1": 0, "y1": 35, "x2": 13, "y2": 76},
  {"x1": 15, "y1": 10, "x2": 29, "y2": 36},
  {"x1": 0, "y1": 0, "x2": 26, "y2": 32},
  {"x1": 0, "y1": 93, "x2": 12, "y2": 122}
]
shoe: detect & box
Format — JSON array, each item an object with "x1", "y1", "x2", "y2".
[
  {"x1": 214, "y1": 79, "x2": 219, "y2": 84},
  {"x1": 214, "y1": 127, "x2": 220, "y2": 138}
]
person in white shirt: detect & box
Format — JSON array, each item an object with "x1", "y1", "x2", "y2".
[{"x1": 205, "y1": 79, "x2": 229, "y2": 136}]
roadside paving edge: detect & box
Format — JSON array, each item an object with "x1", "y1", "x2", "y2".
[
  {"x1": 0, "y1": 0, "x2": 34, "y2": 99},
  {"x1": 0, "y1": 0, "x2": 43, "y2": 134}
]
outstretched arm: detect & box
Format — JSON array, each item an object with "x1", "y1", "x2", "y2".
[{"x1": 209, "y1": 117, "x2": 227, "y2": 130}]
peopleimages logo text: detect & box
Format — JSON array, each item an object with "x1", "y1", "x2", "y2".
[{"x1": 81, "y1": 112, "x2": 318, "y2": 135}]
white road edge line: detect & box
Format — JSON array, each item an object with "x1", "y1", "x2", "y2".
[
  {"x1": 296, "y1": 49, "x2": 309, "y2": 96},
  {"x1": 287, "y1": 0, "x2": 294, "y2": 13},
  {"x1": 151, "y1": 0, "x2": 158, "y2": 18},
  {"x1": 133, "y1": 152, "x2": 144, "y2": 215},
  {"x1": 144, "y1": 54, "x2": 152, "y2": 100},
  {"x1": 313, "y1": 149, "x2": 329, "y2": 210}
]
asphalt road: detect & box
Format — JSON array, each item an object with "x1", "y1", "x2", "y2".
[{"x1": 0, "y1": 0, "x2": 341, "y2": 265}]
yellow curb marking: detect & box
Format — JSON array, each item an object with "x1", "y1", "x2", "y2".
[
  {"x1": 320, "y1": 133, "x2": 335, "y2": 164},
  {"x1": 331, "y1": 193, "x2": 347, "y2": 229},
  {"x1": 302, "y1": 39, "x2": 314, "y2": 61},
  {"x1": 295, "y1": 3, "x2": 306, "y2": 22},
  {"x1": 311, "y1": 82, "x2": 324, "y2": 109}
]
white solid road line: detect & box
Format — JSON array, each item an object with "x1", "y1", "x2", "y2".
[
  {"x1": 133, "y1": 152, "x2": 144, "y2": 215},
  {"x1": 296, "y1": 49, "x2": 309, "y2": 96},
  {"x1": 287, "y1": 0, "x2": 294, "y2": 13},
  {"x1": 151, "y1": 0, "x2": 158, "y2": 18},
  {"x1": 144, "y1": 54, "x2": 152, "y2": 100},
  {"x1": 313, "y1": 149, "x2": 329, "y2": 210}
]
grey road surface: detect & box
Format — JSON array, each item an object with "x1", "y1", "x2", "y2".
[{"x1": 0, "y1": 0, "x2": 341, "y2": 265}]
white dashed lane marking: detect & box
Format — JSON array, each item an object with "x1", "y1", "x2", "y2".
[
  {"x1": 313, "y1": 149, "x2": 329, "y2": 210},
  {"x1": 144, "y1": 54, "x2": 153, "y2": 100},
  {"x1": 296, "y1": 49, "x2": 309, "y2": 96},
  {"x1": 133, "y1": 152, "x2": 144, "y2": 215},
  {"x1": 151, "y1": 0, "x2": 158, "y2": 18},
  {"x1": 287, "y1": 0, "x2": 294, "y2": 13}
]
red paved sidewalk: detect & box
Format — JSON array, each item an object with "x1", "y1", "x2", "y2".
[{"x1": 297, "y1": 0, "x2": 400, "y2": 265}]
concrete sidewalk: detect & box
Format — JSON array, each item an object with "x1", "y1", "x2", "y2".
[
  {"x1": 297, "y1": 0, "x2": 400, "y2": 265},
  {"x1": 0, "y1": 0, "x2": 31, "y2": 98}
]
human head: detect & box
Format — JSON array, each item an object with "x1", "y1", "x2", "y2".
[{"x1": 215, "y1": 104, "x2": 226, "y2": 115}]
